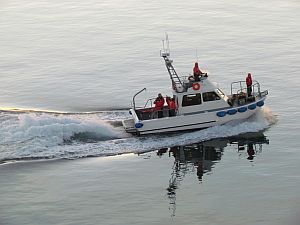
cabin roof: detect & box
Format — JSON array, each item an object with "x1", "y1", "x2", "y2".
[{"x1": 173, "y1": 77, "x2": 220, "y2": 96}]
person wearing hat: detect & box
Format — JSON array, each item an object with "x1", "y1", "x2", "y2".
[{"x1": 246, "y1": 73, "x2": 253, "y2": 97}]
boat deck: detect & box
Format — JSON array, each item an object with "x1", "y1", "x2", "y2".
[
  {"x1": 228, "y1": 90, "x2": 268, "y2": 107},
  {"x1": 135, "y1": 106, "x2": 173, "y2": 121}
]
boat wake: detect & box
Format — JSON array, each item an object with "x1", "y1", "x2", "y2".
[{"x1": 0, "y1": 107, "x2": 277, "y2": 163}]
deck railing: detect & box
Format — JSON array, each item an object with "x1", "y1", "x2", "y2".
[{"x1": 231, "y1": 80, "x2": 261, "y2": 98}]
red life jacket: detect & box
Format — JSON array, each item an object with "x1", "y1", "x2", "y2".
[
  {"x1": 193, "y1": 63, "x2": 202, "y2": 75},
  {"x1": 169, "y1": 101, "x2": 176, "y2": 110},
  {"x1": 154, "y1": 97, "x2": 164, "y2": 110},
  {"x1": 246, "y1": 76, "x2": 252, "y2": 86},
  {"x1": 167, "y1": 98, "x2": 176, "y2": 110}
]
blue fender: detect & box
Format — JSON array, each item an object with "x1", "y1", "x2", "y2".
[
  {"x1": 135, "y1": 122, "x2": 143, "y2": 128},
  {"x1": 257, "y1": 100, "x2": 264, "y2": 107},
  {"x1": 238, "y1": 107, "x2": 247, "y2": 113},
  {"x1": 248, "y1": 103, "x2": 257, "y2": 110},
  {"x1": 216, "y1": 111, "x2": 226, "y2": 117},
  {"x1": 227, "y1": 109, "x2": 237, "y2": 115}
]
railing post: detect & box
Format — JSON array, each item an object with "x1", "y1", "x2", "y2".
[{"x1": 133, "y1": 88, "x2": 146, "y2": 110}]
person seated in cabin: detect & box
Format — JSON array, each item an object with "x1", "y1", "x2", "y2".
[
  {"x1": 166, "y1": 96, "x2": 176, "y2": 117},
  {"x1": 154, "y1": 93, "x2": 165, "y2": 118}
]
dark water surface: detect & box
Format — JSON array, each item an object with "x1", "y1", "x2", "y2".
[{"x1": 0, "y1": 0, "x2": 300, "y2": 224}]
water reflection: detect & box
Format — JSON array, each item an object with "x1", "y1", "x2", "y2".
[{"x1": 157, "y1": 132, "x2": 269, "y2": 217}]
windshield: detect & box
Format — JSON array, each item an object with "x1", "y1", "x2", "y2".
[{"x1": 216, "y1": 89, "x2": 226, "y2": 98}]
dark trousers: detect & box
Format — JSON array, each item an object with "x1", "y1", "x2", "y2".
[
  {"x1": 247, "y1": 86, "x2": 252, "y2": 97},
  {"x1": 158, "y1": 110, "x2": 163, "y2": 118},
  {"x1": 194, "y1": 74, "x2": 200, "y2": 81},
  {"x1": 169, "y1": 109, "x2": 176, "y2": 117}
]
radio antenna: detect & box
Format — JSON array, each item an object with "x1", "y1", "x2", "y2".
[{"x1": 166, "y1": 33, "x2": 170, "y2": 52}]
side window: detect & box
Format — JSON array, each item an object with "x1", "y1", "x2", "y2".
[
  {"x1": 182, "y1": 94, "x2": 202, "y2": 107},
  {"x1": 203, "y1": 92, "x2": 221, "y2": 102}
]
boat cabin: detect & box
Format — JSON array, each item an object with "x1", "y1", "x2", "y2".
[
  {"x1": 133, "y1": 76, "x2": 230, "y2": 121},
  {"x1": 176, "y1": 77, "x2": 229, "y2": 115}
]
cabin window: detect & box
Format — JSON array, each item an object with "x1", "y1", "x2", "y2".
[
  {"x1": 182, "y1": 94, "x2": 202, "y2": 107},
  {"x1": 203, "y1": 91, "x2": 221, "y2": 102}
]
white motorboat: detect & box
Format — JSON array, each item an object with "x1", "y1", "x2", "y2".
[{"x1": 122, "y1": 39, "x2": 268, "y2": 135}]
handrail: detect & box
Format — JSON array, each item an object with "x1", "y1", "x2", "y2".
[
  {"x1": 231, "y1": 80, "x2": 260, "y2": 96},
  {"x1": 144, "y1": 98, "x2": 155, "y2": 108},
  {"x1": 139, "y1": 96, "x2": 170, "y2": 110},
  {"x1": 230, "y1": 81, "x2": 245, "y2": 95},
  {"x1": 133, "y1": 88, "x2": 146, "y2": 110},
  {"x1": 236, "y1": 82, "x2": 261, "y2": 98}
]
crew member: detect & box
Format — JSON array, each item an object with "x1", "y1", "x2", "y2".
[
  {"x1": 193, "y1": 62, "x2": 202, "y2": 81},
  {"x1": 166, "y1": 96, "x2": 176, "y2": 117},
  {"x1": 246, "y1": 73, "x2": 253, "y2": 97},
  {"x1": 154, "y1": 93, "x2": 165, "y2": 118}
]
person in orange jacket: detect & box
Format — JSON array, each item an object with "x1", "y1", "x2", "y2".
[
  {"x1": 246, "y1": 73, "x2": 253, "y2": 97},
  {"x1": 154, "y1": 93, "x2": 165, "y2": 118},
  {"x1": 166, "y1": 96, "x2": 176, "y2": 117}
]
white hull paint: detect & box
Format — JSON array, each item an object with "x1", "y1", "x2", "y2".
[{"x1": 123, "y1": 97, "x2": 266, "y2": 135}]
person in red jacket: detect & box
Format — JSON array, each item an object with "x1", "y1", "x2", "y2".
[
  {"x1": 193, "y1": 62, "x2": 202, "y2": 81},
  {"x1": 166, "y1": 96, "x2": 177, "y2": 117},
  {"x1": 246, "y1": 73, "x2": 253, "y2": 97},
  {"x1": 154, "y1": 93, "x2": 165, "y2": 118}
]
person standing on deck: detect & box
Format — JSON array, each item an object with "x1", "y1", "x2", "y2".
[
  {"x1": 154, "y1": 93, "x2": 165, "y2": 118},
  {"x1": 166, "y1": 96, "x2": 176, "y2": 117},
  {"x1": 246, "y1": 73, "x2": 253, "y2": 97}
]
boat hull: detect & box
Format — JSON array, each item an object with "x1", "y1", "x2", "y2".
[{"x1": 122, "y1": 97, "x2": 266, "y2": 135}]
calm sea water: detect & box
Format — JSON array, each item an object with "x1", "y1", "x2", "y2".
[{"x1": 0, "y1": 0, "x2": 300, "y2": 224}]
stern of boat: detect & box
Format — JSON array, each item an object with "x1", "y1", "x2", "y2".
[
  {"x1": 122, "y1": 108, "x2": 142, "y2": 134},
  {"x1": 122, "y1": 118, "x2": 137, "y2": 134}
]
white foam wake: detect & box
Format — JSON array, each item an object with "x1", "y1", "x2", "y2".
[
  {"x1": 0, "y1": 112, "x2": 129, "y2": 161},
  {"x1": 0, "y1": 107, "x2": 276, "y2": 162}
]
